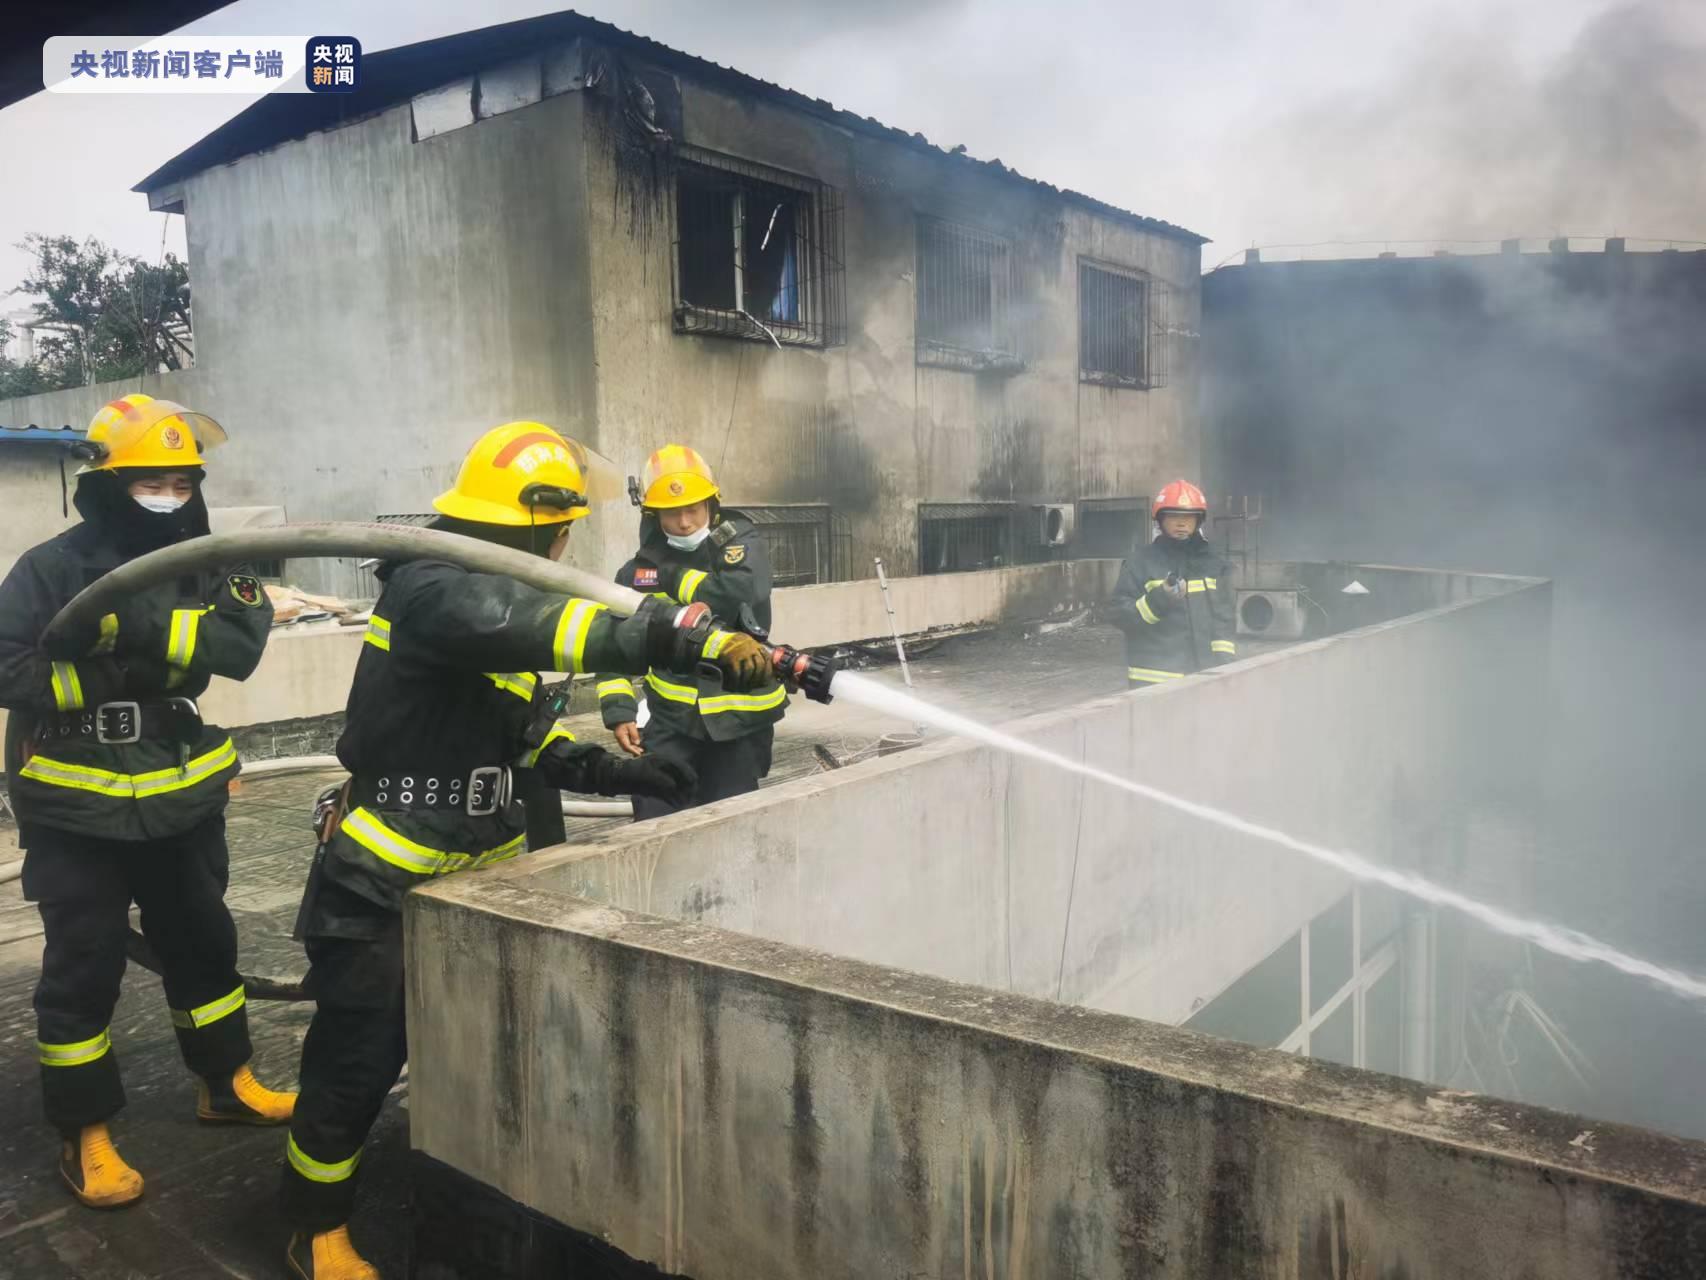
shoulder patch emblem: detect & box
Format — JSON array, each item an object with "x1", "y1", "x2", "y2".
[
  {"x1": 723, "y1": 543, "x2": 746, "y2": 566},
  {"x1": 228, "y1": 574, "x2": 264, "y2": 607},
  {"x1": 633, "y1": 566, "x2": 659, "y2": 588}
]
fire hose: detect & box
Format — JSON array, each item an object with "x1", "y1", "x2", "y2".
[{"x1": 32, "y1": 522, "x2": 840, "y2": 1002}]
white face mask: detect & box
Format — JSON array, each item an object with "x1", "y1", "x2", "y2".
[
  {"x1": 665, "y1": 526, "x2": 712, "y2": 552},
  {"x1": 134, "y1": 495, "x2": 187, "y2": 515}
]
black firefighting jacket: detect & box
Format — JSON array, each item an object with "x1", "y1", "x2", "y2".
[
  {"x1": 596, "y1": 512, "x2": 788, "y2": 741},
  {"x1": 323, "y1": 559, "x2": 668, "y2": 914},
  {"x1": 0, "y1": 523, "x2": 271, "y2": 842},
  {"x1": 1108, "y1": 532, "x2": 1237, "y2": 684}
]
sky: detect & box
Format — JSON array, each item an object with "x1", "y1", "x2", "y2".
[{"x1": 1, "y1": 0, "x2": 1702, "y2": 302}]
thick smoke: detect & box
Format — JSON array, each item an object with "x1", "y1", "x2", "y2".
[
  {"x1": 1204, "y1": 241, "x2": 1706, "y2": 1138},
  {"x1": 1235, "y1": 0, "x2": 1706, "y2": 249}
]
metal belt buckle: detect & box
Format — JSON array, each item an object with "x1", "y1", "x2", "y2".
[
  {"x1": 465, "y1": 766, "x2": 507, "y2": 817},
  {"x1": 96, "y1": 701, "x2": 142, "y2": 745}
]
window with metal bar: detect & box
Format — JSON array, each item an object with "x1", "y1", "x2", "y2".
[
  {"x1": 916, "y1": 217, "x2": 1021, "y2": 373},
  {"x1": 737, "y1": 504, "x2": 834, "y2": 586},
  {"x1": 918, "y1": 503, "x2": 1015, "y2": 574},
  {"x1": 673, "y1": 149, "x2": 845, "y2": 347},
  {"x1": 1079, "y1": 261, "x2": 1169, "y2": 389}
]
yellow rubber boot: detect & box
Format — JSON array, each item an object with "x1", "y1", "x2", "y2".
[
  {"x1": 196, "y1": 1063, "x2": 297, "y2": 1125},
  {"x1": 285, "y1": 1226, "x2": 380, "y2": 1280},
  {"x1": 59, "y1": 1123, "x2": 144, "y2": 1209}
]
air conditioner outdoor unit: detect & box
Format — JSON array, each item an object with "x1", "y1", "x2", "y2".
[
  {"x1": 1235, "y1": 588, "x2": 1306, "y2": 639},
  {"x1": 1036, "y1": 503, "x2": 1076, "y2": 547}
]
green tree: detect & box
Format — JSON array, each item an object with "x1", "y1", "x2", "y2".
[
  {"x1": 8, "y1": 234, "x2": 193, "y2": 393},
  {"x1": 0, "y1": 317, "x2": 55, "y2": 399}
]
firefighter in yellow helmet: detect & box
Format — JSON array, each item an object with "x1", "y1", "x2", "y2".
[
  {"x1": 280, "y1": 423, "x2": 773, "y2": 1280},
  {"x1": 596, "y1": 444, "x2": 787, "y2": 820},
  {"x1": 0, "y1": 394, "x2": 295, "y2": 1213}
]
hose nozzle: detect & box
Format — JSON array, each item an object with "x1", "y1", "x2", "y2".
[{"x1": 770, "y1": 644, "x2": 838, "y2": 704}]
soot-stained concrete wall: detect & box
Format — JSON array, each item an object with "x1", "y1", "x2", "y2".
[
  {"x1": 575, "y1": 39, "x2": 1203, "y2": 577},
  {"x1": 407, "y1": 878, "x2": 1706, "y2": 1280},
  {"x1": 483, "y1": 571, "x2": 1550, "y2": 1028}
]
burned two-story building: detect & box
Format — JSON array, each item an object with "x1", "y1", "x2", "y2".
[{"x1": 109, "y1": 11, "x2": 1207, "y2": 591}]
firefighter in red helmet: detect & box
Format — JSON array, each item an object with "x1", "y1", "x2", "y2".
[{"x1": 1106, "y1": 481, "x2": 1237, "y2": 687}]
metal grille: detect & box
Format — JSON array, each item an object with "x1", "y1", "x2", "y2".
[
  {"x1": 916, "y1": 217, "x2": 1020, "y2": 372},
  {"x1": 918, "y1": 503, "x2": 1014, "y2": 575},
  {"x1": 738, "y1": 504, "x2": 834, "y2": 586},
  {"x1": 1079, "y1": 262, "x2": 1170, "y2": 389},
  {"x1": 673, "y1": 148, "x2": 845, "y2": 347}
]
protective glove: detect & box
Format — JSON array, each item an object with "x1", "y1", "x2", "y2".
[
  {"x1": 591, "y1": 751, "x2": 697, "y2": 803},
  {"x1": 707, "y1": 631, "x2": 773, "y2": 692},
  {"x1": 1143, "y1": 581, "x2": 1182, "y2": 616}
]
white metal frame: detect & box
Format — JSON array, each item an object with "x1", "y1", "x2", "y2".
[{"x1": 1277, "y1": 888, "x2": 1403, "y2": 1067}]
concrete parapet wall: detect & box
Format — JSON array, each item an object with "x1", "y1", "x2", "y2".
[
  {"x1": 497, "y1": 576, "x2": 1552, "y2": 1025},
  {"x1": 408, "y1": 876, "x2": 1706, "y2": 1280}
]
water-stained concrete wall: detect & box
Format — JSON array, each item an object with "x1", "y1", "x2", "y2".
[
  {"x1": 407, "y1": 876, "x2": 1706, "y2": 1280},
  {"x1": 480, "y1": 570, "x2": 1550, "y2": 1027}
]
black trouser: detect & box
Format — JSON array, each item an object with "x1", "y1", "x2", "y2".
[
  {"x1": 22, "y1": 815, "x2": 251, "y2": 1136},
  {"x1": 630, "y1": 723, "x2": 774, "y2": 822},
  {"x1": 282, "y1": 876, "x2": 407, "y2": 1232}
]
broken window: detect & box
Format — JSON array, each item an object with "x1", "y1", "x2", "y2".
[
  {"x1": 916, "y1": 217, "x2": 1020, "y2": 372},
  {"x1": 1079, "y1": 261, "x2": 1168, "y2": 389},
  {"x1": 672, "y1": 149, "x2": 844, "y2": 347}
]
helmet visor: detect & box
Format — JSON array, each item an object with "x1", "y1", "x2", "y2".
[{"x1": 96, "y1": 399, "x2": 227, "y2": 463}]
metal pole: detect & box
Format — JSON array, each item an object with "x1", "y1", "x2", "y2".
[
  {"x1": 874, "y1": 557, "x2": 925, "y2": 737},
  {"x1": 873, "y1": 558, "x2": 914, "y2": 689}
]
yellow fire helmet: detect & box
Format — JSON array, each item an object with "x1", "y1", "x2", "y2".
[
  {"x1": 77, "y1": 394, "x2": 228, "y2": 473},
  {"x1": 639, "y1": 444, "x2": 719, "y2": 509},
  {"x1": 433, "y1": 421, "x2": 623, "y2": 527}
]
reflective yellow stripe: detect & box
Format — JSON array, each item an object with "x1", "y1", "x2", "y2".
[
  {"x1": 1205, "y1": 577, "x2": 1219, "y2": 589},
  {"x1": 701, "y1": 630, "x2": 733, "y2": 659},
  {"x1": 287, "y1": 1134, "x2": 360, "y2": 1184},
  {"x1": 339, "y1": 807, "x2": 525, "y2": 878},
  {"x1": 166, "y1": 607, "x2": 210, "y2": 669},
  {"x1": 644, "y1": 671, "x2": 700, "y2": 705},
  {"x1": 552, "y1": 599, "x2": 605, "y2": 673},
  {"x1": 1186, "y1": 578, "x2": 1212, "y2": 593},
  {"x1": 93, "y1": 613, "x2": 119, "y2": 655},
  {"x1": 677, "y1": 569, "x2": 707, "y2": 602},
  {"x1": 1136, "y1": 596, "x2": 1160, "y2": 625},
  {"x1": 50, "y1": 661, "x2": 85, "y2": 712},
  {"x1": 1144, "y1": 578, "x2": 1168, "y2": 591},
  {"x1": 1127, "y1": 667, "x2": 1185, "y2": 683},
  {"x1": 1211, "y1": 639, "x2": 1237, "y2": 655},
  {"x1": 485, "y1": 671, "x2": 538, "y2": 701},
  {"x1": 700, "y1": 684, "x2": 788, "y2": 716},
  {"x1": 170, "y1": 983, "x2": 246, "y2": 1030},
  {"x1": 38, "y1": 1028, "x2": 111, "y2": 1068},
  {"x1": 596, "y1": 679, "x2": 634, "y2": 701},
  {"x1": 526, "y1": 721, "x2": 577, "y2": 767},
  {"x1": 363, "y1": 615, "x2": 392, "y2": 652},
  {"x1": 19, "y1": 739, "x2": 238, "y2": 799}
]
